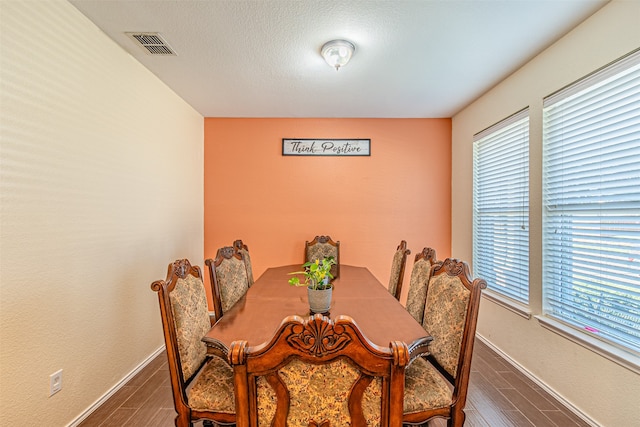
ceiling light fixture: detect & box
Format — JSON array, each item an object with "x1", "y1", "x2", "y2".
[{"x1": 321, "y1": 39, "x2": 355, "y2": 71}]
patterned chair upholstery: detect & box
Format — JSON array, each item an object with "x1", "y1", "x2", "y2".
[
  {"x1": 229, "y1": 314, "x2": 409, "y2": 427},
  {"x1": 403, "y1": 258, "x2": 487, "y2": 427},
  {"x1": 205, "y1": 246, "x2": 250, "y2": 321},
  {"x1": 404, "y1": 248, "x2": 440, "y2": 324},
  {"x1": 305, "y1": 235, "x2": 340, "y2": 279},
  {"x1": 387, "y1": 240, "x2": 411, "y2": 301},
  {"x1": 150, "y1": 259, "x2": 235, "y2": 427},
  {"x1": 233, "y1": 239, "x2": 254, "y2": 287}
]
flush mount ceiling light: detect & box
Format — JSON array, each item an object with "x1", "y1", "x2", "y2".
[{"x1": 321, "y1": 39, "x2": 355, "y2": 71}]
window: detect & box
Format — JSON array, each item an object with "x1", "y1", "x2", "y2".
[
  {"x1": 473, "y1": 109, "x2": 530, "y2": 304},
  {"x1": 543, "y1": 49, "x2": 640, "y2": 355}
]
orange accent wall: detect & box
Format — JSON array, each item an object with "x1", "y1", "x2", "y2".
[{"x1": 204, "y1": 118, "x2": 451, "y2": 303}]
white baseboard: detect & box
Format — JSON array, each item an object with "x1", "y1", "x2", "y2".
[
  {"x1": 475, "y1": 334, "x2": 600, "y2": 427},
  {"x1": 67, "y1": 346, "x2": 166, "y2": 427}
]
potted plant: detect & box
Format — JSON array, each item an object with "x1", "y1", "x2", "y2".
[{"x1": 289, "y1": 256, "x2": 336, "y2": 313}]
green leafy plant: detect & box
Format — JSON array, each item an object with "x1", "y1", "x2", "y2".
[{"x1": 288, "y1": 256, "x2": 336, "y2": 290}]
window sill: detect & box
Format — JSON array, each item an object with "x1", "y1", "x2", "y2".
[
  {"x1": 535, "y1": 315, "x2": 640, "y2": 375},
  {"x1": 482, "y1": 290, "x2": 532, "y2": 319}
]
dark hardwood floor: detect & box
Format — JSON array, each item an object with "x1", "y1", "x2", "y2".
[{"x1": 78, "y1": 339, "x2": 591, "y2": 427}]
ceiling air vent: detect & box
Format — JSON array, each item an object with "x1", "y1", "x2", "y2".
[{"x1": 126, "y1": 32, "x2": 176, "y2": 56}]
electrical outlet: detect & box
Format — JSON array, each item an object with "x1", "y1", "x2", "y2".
[{"x1": 49, "y1": 369, "x2": 63, "y2": 396}]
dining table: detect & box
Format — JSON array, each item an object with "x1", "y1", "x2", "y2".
[{"x1": 202, "y1": 264, "x2": 432, "y2": 361}]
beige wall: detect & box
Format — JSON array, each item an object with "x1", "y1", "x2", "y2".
[
  {"x1": 451, "y1": 1, "x2": 640, "y2": 425},
  {"x1": 0, "y1": 1, "x2": 204, "y2": 425}
]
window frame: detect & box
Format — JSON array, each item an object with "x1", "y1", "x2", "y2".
[
  {"x1": 541, "y1": 48, "x2": 640, "y2": 364},
  {"x1": 473, "y1": 108, "x2": 531, "y2": 310}
]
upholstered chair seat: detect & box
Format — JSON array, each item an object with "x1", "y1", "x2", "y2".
[
  {"x1": 187, "y1": 355, "x2": 235, "y2": 413},
  {"x1": 403, "y1": 357, "x2": 452, "y2": 414}
]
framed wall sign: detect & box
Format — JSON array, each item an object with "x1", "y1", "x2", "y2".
[{"x1": 282, "y1": 139, "x2": 371, "y2": 156}]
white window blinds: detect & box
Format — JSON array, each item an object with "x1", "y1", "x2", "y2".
[
  {"x1": 473, "y1": 109, "x2": 530, "y2": 304},
  {"x1": 542, "y1": 49, "x2": 640, "y2": 354}
]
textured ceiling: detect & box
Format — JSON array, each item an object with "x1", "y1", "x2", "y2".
[{"x1": 70, "y1": 0, "x2": 608, "y2": 118}]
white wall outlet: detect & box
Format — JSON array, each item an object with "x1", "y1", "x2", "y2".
[{"x1": 49, "y1": 369, "x2": 63, "y2": 396}]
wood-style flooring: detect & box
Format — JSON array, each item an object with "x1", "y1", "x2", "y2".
[{"x1": 78, "y1": 338, "x2": 591, "y2": 427}]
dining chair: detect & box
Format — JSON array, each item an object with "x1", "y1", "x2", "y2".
[
  {"x1": 150, "y1": 259, "x2": 236, "y2": 427},
  {"x1": 233, "y1": 239, "x2": 254, "y2": 286},
  {"x1": 205, "y1": 246, "x2": 250, "y2": 321},
  {"x1": 388, "y1": 240, "x2": 411, "y2": 301},
  {"x1": 403, "y1": 258, "x2": 487, "y2": 427},
  {"x1": 404, "y1": 247, "x2": 440, "y2": 324},
  {"x1": 229, "y1": 314, "x2": 409, "y2": 427},
  {"x1": 305, "y1": 235, "x2": 340, "y2": 278}
]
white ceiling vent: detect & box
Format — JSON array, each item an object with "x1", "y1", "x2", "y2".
[{"x1": 126, "y1": 32, "x2": 176, "y2": 56}]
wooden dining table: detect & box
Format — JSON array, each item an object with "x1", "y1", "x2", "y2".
[{"x1": 202, "y1": 264, "x2": 432, "y2": 361}]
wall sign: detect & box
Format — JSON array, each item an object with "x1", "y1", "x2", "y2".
[{"x1": 282, "y1": 139, "x2": 370, "y2": 156}]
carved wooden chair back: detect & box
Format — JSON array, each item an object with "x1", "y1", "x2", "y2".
[
  {"x1": 150, "y1": 259, "x2": 235, "y2": 427},
  {"x1": 229, "y1": 314, "x2": 409, "y2": 427},
  {"x1": 403, "y1": 258, "x2": 487, "y2": 427},
  {"x1": 205, "y1": 246, "x2": 250, "y2": 321},
  {"x1": 233, "y1": 239, "x2": 254, "y2": 286},
  {"x1": 404, "y1": 247, "x2": 440, "y2": 324},
  {"x1": 388, "y1": 240, "x2": 411, "y2": 301},
  {"x1": 305, "y1": 235, "x2": 340, "y2": 278}
]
